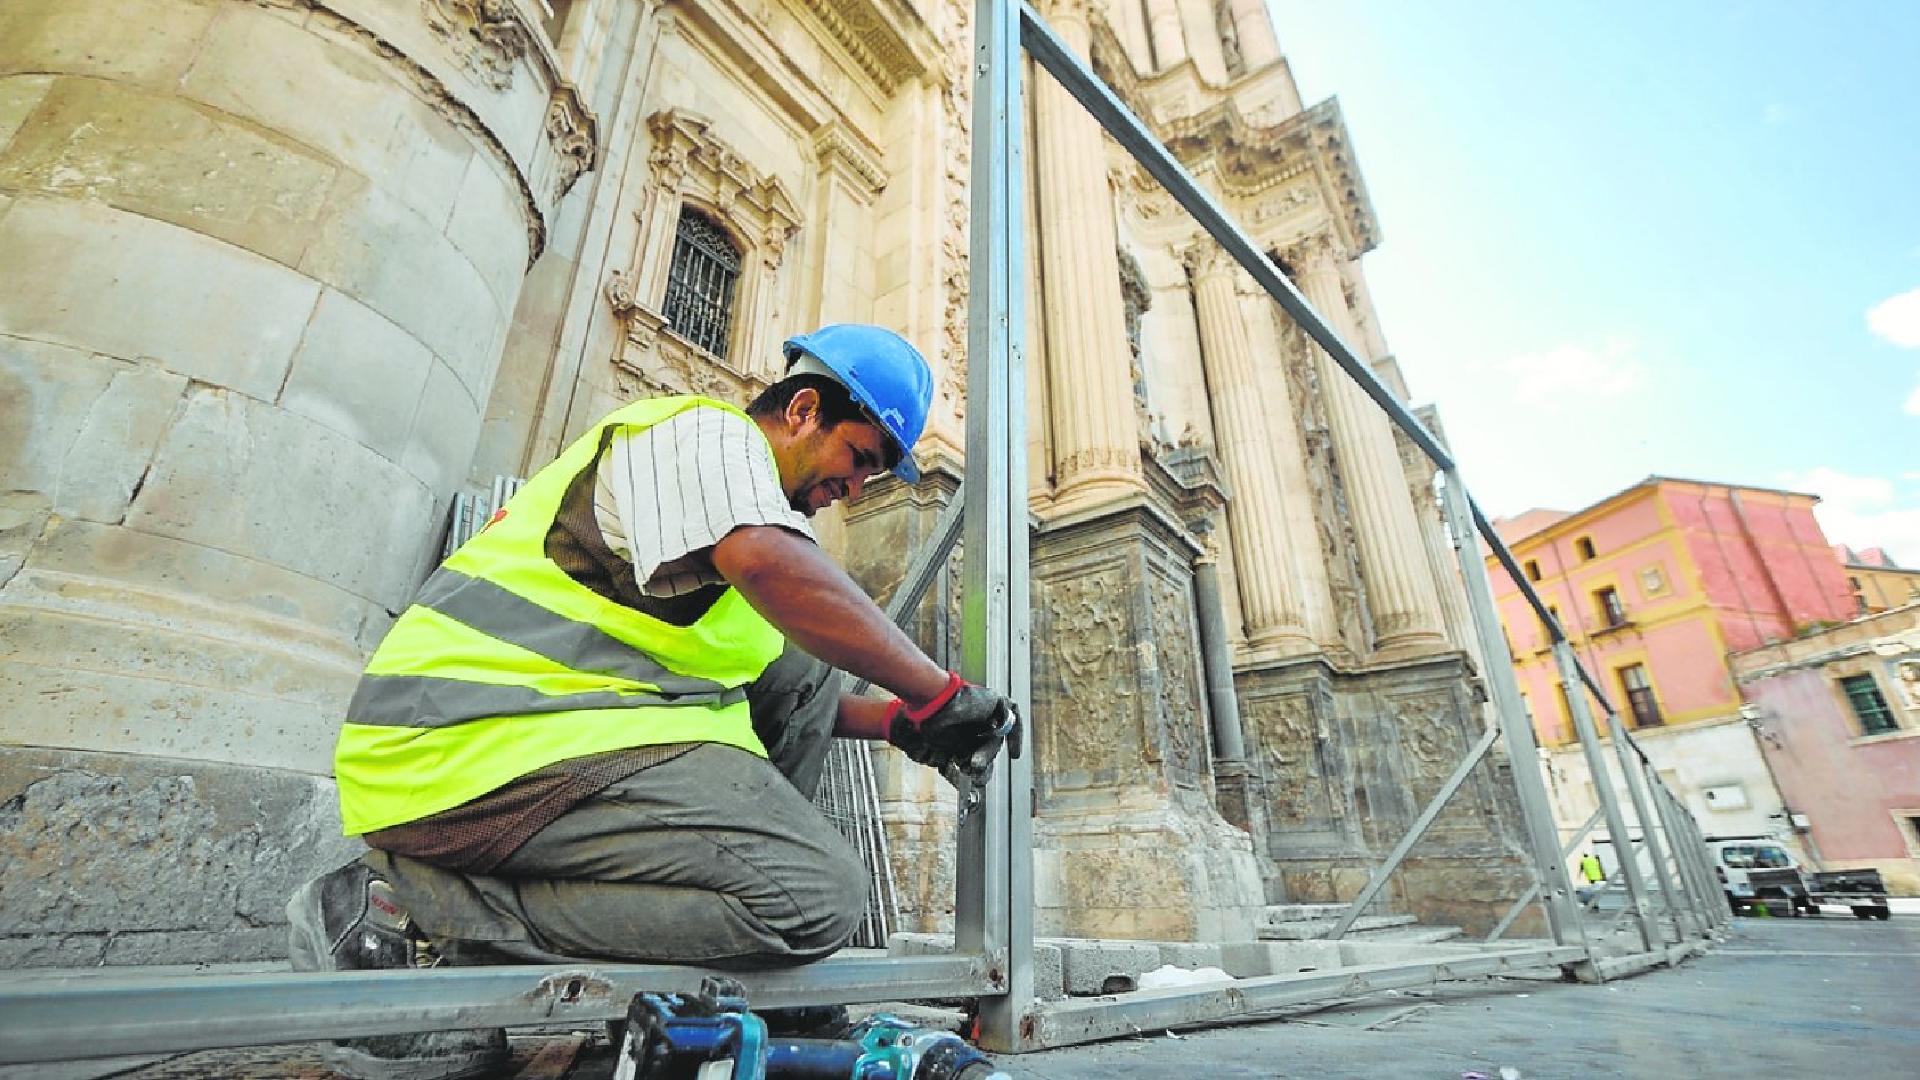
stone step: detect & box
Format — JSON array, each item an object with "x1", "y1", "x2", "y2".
[{"x1": 1258, "y1": 913, "x2": 1419, "y2": 940}]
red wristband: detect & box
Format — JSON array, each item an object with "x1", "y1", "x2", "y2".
[{"x1": 897, "y1": 671, "x2": 964, "y2": 727}]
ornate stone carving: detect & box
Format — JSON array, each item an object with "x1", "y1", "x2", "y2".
[
  {"x1": 544, "y1": 84, "x2": 598, "y2": 201},
  {"x1": 1148, "y1": 571, "x2": 1202, "y2": 777},
  {"x1": 799, "y1": 0, "x2": 930, "y2": 95},
  {"x1": 813, "y1": 126, "x2": 890, "y2": 198},
  {"x1": 1390, "y1": 692, "x2": 1459, "y2": 780},
  {"x1": 1039, "y1": 568, "x2": 1136, "y2": 778},
  {"x1": 609, "y1": 302, "x2": 764, "y2": 406},
  {"x1": 422, "y1": 0, "x2": 532, "y2": 91},
  {"x1": 936, "y1": 4, "x2": 972, "y2": 418},
  {"x1": 1244, "y1": 693, "x2": 1337, "y2": 827}
]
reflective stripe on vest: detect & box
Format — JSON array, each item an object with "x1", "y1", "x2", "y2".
[{"x1": 333, "y1": 396, "x2": 785, "y2": 835}]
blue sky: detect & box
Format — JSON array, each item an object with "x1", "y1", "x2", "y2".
[{"x1": 1265, "y1": 1, "x2": 1920, "y2": 562}]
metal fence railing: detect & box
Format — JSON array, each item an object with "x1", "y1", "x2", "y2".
[{"x1": 0, "y1": 0, "x2": 1728, "y2": 1065}]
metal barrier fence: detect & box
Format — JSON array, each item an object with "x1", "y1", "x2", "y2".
[{"x1": 0, "y1": 0, "x2": 1727, "y2": 1064}]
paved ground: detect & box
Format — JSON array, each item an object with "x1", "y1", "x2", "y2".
[{"x1": 9, "y1": 911, "x2": 1916, "y2": 1080}]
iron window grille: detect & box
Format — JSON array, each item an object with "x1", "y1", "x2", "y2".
[
  {"x1": 662, "y1": 208, "x2": 741, "y2": 360},
  {"x1": 1619, "y1": 663, "x2": 1662, "y2": 727},
  {"x1": 1840, "y1": 674, "x2": 1898, "y2": 736}
]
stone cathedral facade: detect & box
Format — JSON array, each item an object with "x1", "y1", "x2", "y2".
[{"x1": 0, "y1": 0, "x2": 1535, "y2": 965}]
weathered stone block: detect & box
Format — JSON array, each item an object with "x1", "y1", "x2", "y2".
[
  {"x1": 402, "y1": 360, "x2": 486, "y2": 499},
  {"x1": 281, "y1": 289, "x2": 436, "y2": 462},
  {"x1": 0, "y1": 0, "x2": 217, "y2": 88},
  {"x1": 123, "y1": 387, "x2": 437, "y2": 610},
  {"x1": 0, "y1": 76, "x2": 339, "y2": 266},
  {"x1": 1156, "y1": 941, "x2": 1225, "y2": 969},
  {"x1": 0, "y1": 73, "x2": 53, "y2": 148},
  {"x1": 301, "y1": 177, "x2": 503, "y2": 399},
  {"x1": 179, "y1": 2, "x2": 479, "y2": 233},
  {"x1": 0, "y1": 199, "x2": 321, "y2": 399},
  {"x1": 0, "y1": 746, "x2": 361, "y2": 966},
  {"x1": 446, "y1": 153, "x2": 533, "y2": 311}
]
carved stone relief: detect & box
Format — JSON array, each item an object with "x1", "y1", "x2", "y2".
[
  {"x1": 1243, "y1": 691, "x2": 1339, "y2": 830},
  {"x1": 1279, "y1": 313, "x2": 1367, "y2": 659},
  {"x1": 1037, "y1": 567, "x2": 1137, "y2": 780},
  {"x1": 1147, "y1": 570, "x2": 1203, "y2": 780},
  {"x1": 422, "y1": 0, "x2": 532, "y2": 91},
  {"x1": 1386, "y1": 689, "x2": 1483, "y2": 835},
  {"x1": 544, "y1": 84, "x2": 597, "y2": 201},
  {"x1": 936, "y1": 4, "x2": 972, "y2": 419}
]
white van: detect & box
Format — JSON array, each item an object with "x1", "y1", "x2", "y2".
[{"x1": 1708, "y1": 838, "x2": 1807, "y2": 914}]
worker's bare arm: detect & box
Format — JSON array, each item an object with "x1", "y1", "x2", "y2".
[
  {"x1": 711, "y1": 523, "x2": 951, "y2": 710},
  {"x1": 832, "y1": 693, "x2": 894, "y2": 741}
]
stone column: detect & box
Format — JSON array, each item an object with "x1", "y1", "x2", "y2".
[
  {"x1": 0, "y1": 0, "x2": 586, "y2": 965},
  {"x1": 1286, "y1": 236, "x2": 1446, "y2": 655},
  {"x1": 1036, "y1": 0, "x2": 1142, "y2": 508},
  {"x1": 1226, "y1": 0, "x2": 1283, "y2": 69},
  {"x1": 1185, "y1": 246, "x2": 1312, "y2": 655}
]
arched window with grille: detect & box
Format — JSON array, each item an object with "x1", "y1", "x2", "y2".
[{"x1": 662, "y1": 207, "x2": 741, "y2": 360}]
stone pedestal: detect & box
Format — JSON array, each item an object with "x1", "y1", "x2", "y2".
[
  {"x1": 1029, "y1": 501, "x2": 1265, "y2": 941},
  {"x1": 1235, "y1": 652, "x2": 1539, "y2": 933},
  {"x1": 0, "y1": 0, "x2": 588, "y2": 964}
]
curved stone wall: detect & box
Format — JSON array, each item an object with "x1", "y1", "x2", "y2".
[{"x1": 0, "y1": 0, "x2": 587, "y2": 964}]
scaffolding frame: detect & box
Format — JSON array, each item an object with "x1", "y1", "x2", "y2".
[{"x1": 0, "y1": 1, "x2": 1728, "y2": 1065}]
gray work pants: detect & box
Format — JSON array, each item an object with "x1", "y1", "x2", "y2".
[{"x1": 365, "y1": 647, "x2": 867, "y2": 969}]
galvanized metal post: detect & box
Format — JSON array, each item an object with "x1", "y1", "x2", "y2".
[
  {"x1": 1603, "y1": 710, "x2": 1684, "y2": 940},
  {"x1": 959, "y1": 0, "x2": 1033, "y2": 1052},
  {"x1": 1552, "y1": 641, "x2": 1655, "y2": 952},
  {"x1": 1438, "y1": 472, "x2": 1585, "y2": 948}
]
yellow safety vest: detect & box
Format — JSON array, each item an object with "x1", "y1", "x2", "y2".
[{"x1": 334, "y1": 396, "x2": 785, "y2": 835}]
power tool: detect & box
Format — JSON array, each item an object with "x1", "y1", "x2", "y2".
[{"x1": 612, "y1": 978, "x2": 1009, "y2": 1080}]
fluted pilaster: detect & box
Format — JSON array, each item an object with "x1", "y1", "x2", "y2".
[
  {"x1": 1288, "y1": 236, "x2": 1446, "y2": 654},
  {"x1": 1037, "y1": 0, "x2": 1142, "y2": 504},
  {"x1": 1187, "y1": 247, "x2": 1312, "y2": 653},
  {"x1": 1145, "y1": 2, "x2": 1188, "y2": 71}
]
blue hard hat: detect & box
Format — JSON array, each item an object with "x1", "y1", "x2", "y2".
[{"x1": 782, "y1": 324, "x2": 934, "y2": 482}]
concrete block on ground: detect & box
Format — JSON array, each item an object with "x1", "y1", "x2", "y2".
[
  {"x1": 1218, "y1": 940, "x2": 1347, "y2": 977},
  {"x1": 886, "y1": 932, "x2": 954, "y2": 957},
  {"x1": 1337, "y1": 938, "x2": 1471, "y2": 967},
  {"x1": 1045, "y1": 938, "x2": 1161, "y2": 996},
  {"x1": 1155, "y1": 941, "x2": 1224, "y2": 970}
]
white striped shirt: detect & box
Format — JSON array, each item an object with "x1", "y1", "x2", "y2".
[{"x1": 594, "y1": 405, "x2": 813, "y2": 597}]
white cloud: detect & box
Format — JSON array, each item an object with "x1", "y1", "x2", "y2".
[
  {"x1": 1867, "y1": 287, "x2": 1920, "y2": 348},
  {"x1": 1778, "y1": 466, "x2": 1920, "y2": 566},
  {"x1": 1500, "y1": 338, "x2": 1646, "y2": 407},
  {"x1": 1906, "y1": 378, "x2": 1920, "y2": 416}
]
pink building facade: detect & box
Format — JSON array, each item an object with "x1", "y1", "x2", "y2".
[
  {"x1": 1732, "y1": 606, "x2": 1920, "y2": 895},
  {"x1": 1489, "y1": 478, "x2": 1856, "y2": 748}
]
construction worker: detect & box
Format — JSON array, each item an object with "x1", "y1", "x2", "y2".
[
  {"x1": 286, "y1": 324, "x2": 1018, "y2": 1080},
  {"x1": 1577, "y1": 850, "x2": 1606, "y2": 902}
]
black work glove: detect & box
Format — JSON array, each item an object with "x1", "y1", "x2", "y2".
[{"x1": 886, "y1": 672, "x2": 1022, "y2": 774}]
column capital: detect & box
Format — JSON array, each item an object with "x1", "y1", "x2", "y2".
[
  {"x1": 1180, "y1": 240, "x2": 1236, "y2": 282},
  {"x1": 1281, "y1": 232, "x2": 1346, "y2": 277}
]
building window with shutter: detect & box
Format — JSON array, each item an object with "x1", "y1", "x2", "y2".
[
  {"x1": 1619, "y1": 663, "x2": 1662, "y2": 727},
  {"x1": 662, "y1": 208, "x2": 741, "y2": 360},
  {"x1": 1575, "y1": 536, "x2": 1596, "y2": 561},
  {"x1": 1525, "y1": 559, "x2": 1542, "y2": 582},
  {"x1": 1840, "y1": 673, "x2": 1899, "y2": 736},
  {"x1": 1595, "y1": 586, "x2": 1627, "y2": 628}
]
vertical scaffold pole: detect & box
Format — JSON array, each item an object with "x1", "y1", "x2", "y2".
[
  {"x1": 1439, "y1": 472, "x2": 1584, "y2": 948},
  {"x1": 1552, "y1": 641, "x2": 1655, "y2": 952},
  {"x1": 1603, "y1": 710, "x2": 1683, "y2": 940},
  {"x1": 959, "y1": 0, "x2": 1033, "y2": 1052}
]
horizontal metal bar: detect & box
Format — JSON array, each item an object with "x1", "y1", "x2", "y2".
[
  {"x1": 1016, "y1": 2, "x2": 1454, "y2": 472},
  {"x1": 0, "y1": 954, "x2": 998, "y2": 1065},
  {"x1": 1026, "y1": 945, "x2": 1587, "y2": 1049}
]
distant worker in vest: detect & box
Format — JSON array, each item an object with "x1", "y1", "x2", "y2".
[
  {"x1": 286, "y1": 324, "x2": 1018, "y2": 1080},
  {"x1": 1578, "y1": 850, "x2": 1606, "y2": 902}
]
